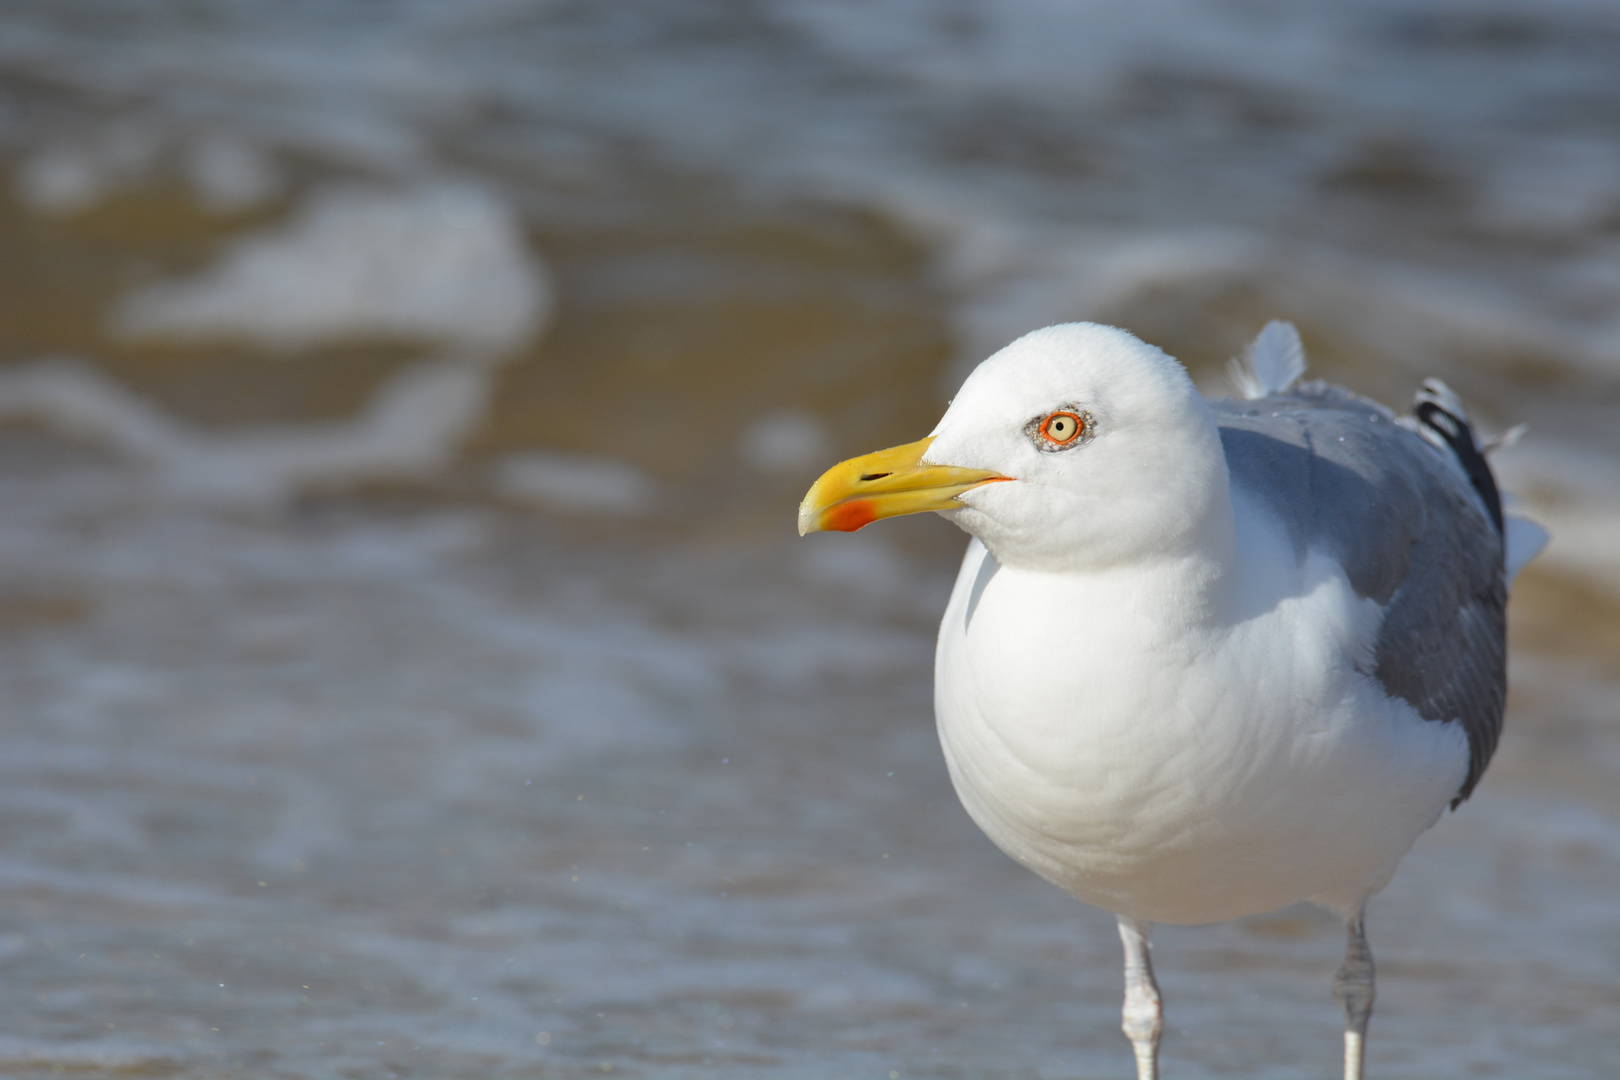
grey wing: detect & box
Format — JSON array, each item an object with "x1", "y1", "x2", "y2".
[{"x1": 1212, "y1": 383, "x2": 1506, "y2": 804}]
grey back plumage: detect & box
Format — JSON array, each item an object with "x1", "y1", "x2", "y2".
[{"x1": 1212, "y1": 383, "x2": 1506, "y2": 804}]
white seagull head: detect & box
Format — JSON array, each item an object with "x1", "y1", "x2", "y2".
[{"x1": 801, "y1": 322, "x2": 1229, "y2": 573}]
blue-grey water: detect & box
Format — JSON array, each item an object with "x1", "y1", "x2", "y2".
[{"x1": 0, "y1": 2, "x2": 1618, "y2": 1076}]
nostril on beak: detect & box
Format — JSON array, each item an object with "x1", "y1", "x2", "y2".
[{"x1": 859, "y1": 472, "x2": 891, "y2": 482}]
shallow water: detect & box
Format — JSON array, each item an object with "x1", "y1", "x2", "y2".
[{"x1": 1, "y1": 3, "x2": 1618, "y2": 1077}]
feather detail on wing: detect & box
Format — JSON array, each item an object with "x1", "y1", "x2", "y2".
[{"x1": 1213, "y1": 382, "x2": 1506, "y2": 806}]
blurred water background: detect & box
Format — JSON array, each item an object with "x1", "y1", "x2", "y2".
[{"x1": 0, "y1": 2, "x2": 1617, "y2": 1077}]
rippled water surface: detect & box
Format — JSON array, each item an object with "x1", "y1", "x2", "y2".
[{"x1": 1, "y1": 3, "x2": 1618, "y2": 1077}]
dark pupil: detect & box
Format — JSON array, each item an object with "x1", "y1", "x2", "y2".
[{"x1": 1052, "y1": 418, "x2": 1069, "y2": 435}]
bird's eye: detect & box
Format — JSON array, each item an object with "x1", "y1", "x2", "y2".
[{"x1": 1040, "y1": 411, "x2": 1085, "y2": 445}]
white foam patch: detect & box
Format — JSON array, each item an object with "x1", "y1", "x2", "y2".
[
  {"x1": 933, "y1": 222, "x2": 1620, "y2": 393},
  {"x1": 113, "y1": 184, "x2": 551, "y2": 354},
  {"x1": 15, "y1": 148, "x2": 108, "y2": 215},
  {"x1": 13, "y1": 125, "x2": 161, "y2": 215},
  {"x1": 184, "y1": 136, "x2": 283, "y2": 213},
  {"x1": 0, "y1": 356, "x2": 493, "y2": 505},
  {"x1": 492, "y1": 452, "x2": 655, "y2": 515},
  {"x1": 740, "y1": 409, "x2": 831, "y2": 475},
  {"x1": 936, "y1": 226, "x2": 1266, "y2": 384}
]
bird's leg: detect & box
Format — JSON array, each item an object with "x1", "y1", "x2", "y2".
[
  {"x1": 1332, "y1": 912, "x2": 1375, "y2": 1080},
  {"x1": 1117, "y1": 915, "x2": 1163, "y2": 1080}
]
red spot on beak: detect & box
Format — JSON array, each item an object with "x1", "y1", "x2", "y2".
[{"x1": 823, "y1": 499, "x2": 877, "y2": 533}]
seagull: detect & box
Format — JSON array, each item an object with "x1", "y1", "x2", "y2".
[{"x1": 797, "y1": 321, "x2": 1546, "y2": 1080}]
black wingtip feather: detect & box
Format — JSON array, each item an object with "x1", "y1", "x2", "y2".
[
  {"x1": 1413, "y1": 389, "x2": 1504, "y2": 536},
  {"x1": 1407, "y1": 380, "x2": 1507, "y2": 809}
]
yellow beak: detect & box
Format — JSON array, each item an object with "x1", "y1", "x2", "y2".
[{"x1": 797, "y1": 436, "x2": 1010, "y2": 535}]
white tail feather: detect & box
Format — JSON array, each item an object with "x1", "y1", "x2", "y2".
[
  {"x1": 1503, "y1": 511, "x2": 1549, "y2": 588},
  {"x1": 1484, "y1": 423, "x2": 1527, "y2": 455},
  {"x1": 1228, "y1": 320, "x2": 1307, "y2": 399}
]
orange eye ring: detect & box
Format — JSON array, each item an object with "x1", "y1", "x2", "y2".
[{"x1": 1039, "y1": 411, "x2": 1085, "y2": 445}]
